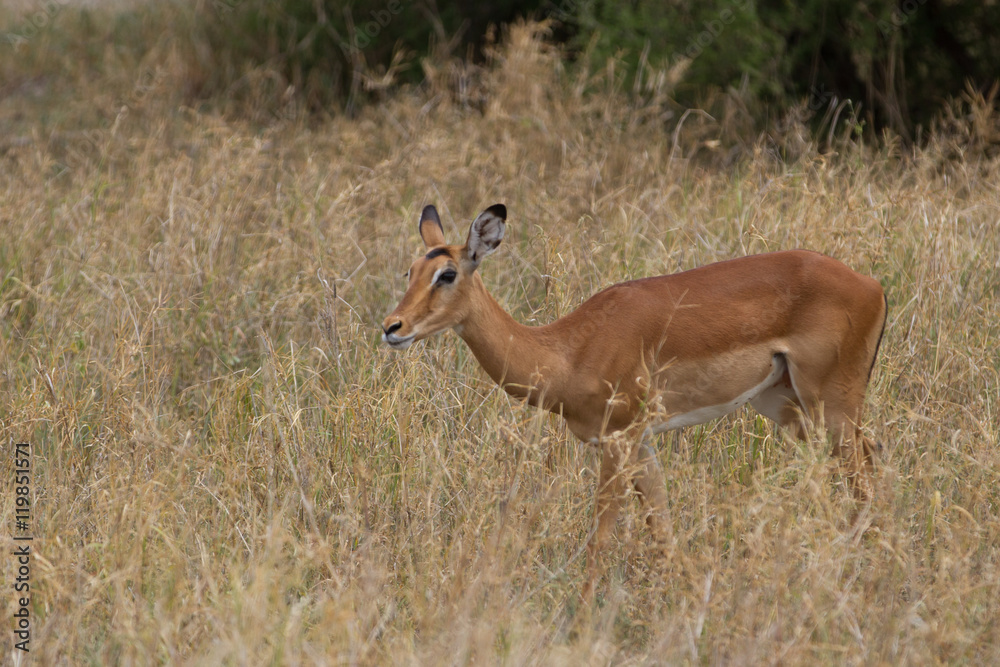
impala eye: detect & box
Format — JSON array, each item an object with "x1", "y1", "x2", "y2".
[{"x1": 437, "y1": 269, "x2": 457, "y2": 285}]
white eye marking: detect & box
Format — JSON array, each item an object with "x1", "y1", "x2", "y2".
[{"x1": 430, "y1": 266, "x2": 457, "y2": 286}]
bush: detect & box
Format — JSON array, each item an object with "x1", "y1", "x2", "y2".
[
  {"x1": 2, "y1": 0, "x2": 997, "y2": 142},
  {"x1": 195, "y1": 0, "x2": 545, "y2": 116},
  {"x1": 561, "y1": 0, "x2": 784, "y2": 103},
  {"x1": 559, "y1": 0, "x2": 1000, "y2": 141}
]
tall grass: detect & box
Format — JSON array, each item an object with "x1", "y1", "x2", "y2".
[{"x1": 2, "y1": 16, "x2": 999, "y2": 665}]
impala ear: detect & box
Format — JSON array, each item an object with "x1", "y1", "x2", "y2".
[
  {"x1": 464, "y1": 204, "x2": 506, "y2": 268},
  {"x1": 419, "y1": 205, "x2": 446, "y2": 248}
]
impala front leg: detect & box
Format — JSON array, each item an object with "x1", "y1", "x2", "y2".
[
  {"x1": 584, "y1": 435, "x2": 629, "y2": 599},
  {"x1": 584, "y1": 429, "x2": 670, "y2": 598}
]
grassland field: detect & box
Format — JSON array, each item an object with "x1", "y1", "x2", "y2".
[{"x1": 1, "y1": 16, "x2": 1000, "y2": 666}]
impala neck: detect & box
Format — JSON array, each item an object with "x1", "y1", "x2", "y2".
[{"x1": 455, "y1": 274, "x2": 564, "y2": 405}]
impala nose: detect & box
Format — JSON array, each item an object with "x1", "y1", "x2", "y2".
[{"x1": 383, "y1": 320, "x2": 403, "y2": 336}]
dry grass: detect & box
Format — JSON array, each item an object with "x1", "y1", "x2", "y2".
[{"x1": 2, "y1": 17, "x2": 1000, "y2": 665}]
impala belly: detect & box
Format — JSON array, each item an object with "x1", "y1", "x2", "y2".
[{"x1": 649, "y1": 350, "x2": 792, "y2": 434}]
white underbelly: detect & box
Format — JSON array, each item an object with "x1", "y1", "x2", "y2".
[{"x1": 650, "y1": 354, "x2": 788, "y2": 433}]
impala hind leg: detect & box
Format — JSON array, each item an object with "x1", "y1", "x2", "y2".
[
  {"x1": 826, "y1": 405, "x2": 876, "y2": 506},
  {"x1": 780, "y1": 357, "x2": 876, "y2": 507},
  {"x1": 631, "y1": 440, "x2": 670, "y2": 549}
]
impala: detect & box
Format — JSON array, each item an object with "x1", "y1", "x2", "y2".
[{"x1": 382, "y1": 204, "x2": 887, "y2": 590}]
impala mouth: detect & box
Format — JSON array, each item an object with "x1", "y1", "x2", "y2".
[{"x1": 383, "y1": 332, "x2": 415, "y2": 350}]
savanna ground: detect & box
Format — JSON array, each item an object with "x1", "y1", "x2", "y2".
[{"x1": 2, "y1": 16, "x2": 1000, "y2": 666}]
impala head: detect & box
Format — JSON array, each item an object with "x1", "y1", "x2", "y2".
[{"x1": 382, "y1": 203, "x2": 506, "y2": 349}]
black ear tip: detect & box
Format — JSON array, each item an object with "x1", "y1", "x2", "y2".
[
  {"x1": 486, "y1": 204, "x2": 507, "y2": 220},
  {"x1": 421, "y1": 205, "x2": 441, "y2": 225}
]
